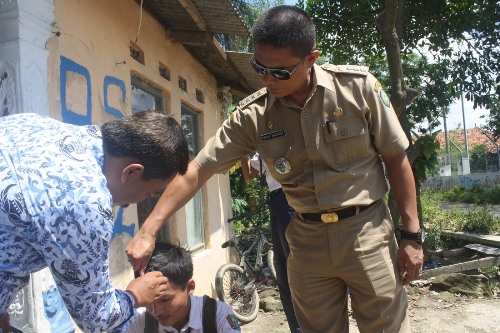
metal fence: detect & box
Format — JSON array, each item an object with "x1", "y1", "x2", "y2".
[{"x1": 437, "y1": 149, "x2": 500, "y2": 176}]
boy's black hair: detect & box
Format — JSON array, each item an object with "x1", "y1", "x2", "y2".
[
  {"x1": 146, "y1": 241, "x2": 193, "y2": 290},
  {"x1": 252, "y1": 5, "x2": 316, "y2": 58}
]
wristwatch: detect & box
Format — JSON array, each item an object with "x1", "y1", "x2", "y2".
[{"x1": 399, "y1": 228, "x2": 425, "y2": 245}]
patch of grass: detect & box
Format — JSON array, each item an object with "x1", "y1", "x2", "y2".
[
  {"x1": 421, "y1": 189, "x2": 500, "y2": 251},
  {"x1": 483, "y1": 281, "x2": 499, "y2": 298},
  {"x1": 478, "y1": 266, "x2": 499, "y2": 279},
  {"x1": 442, "y1": 185, "x2": 500, "y2": 205}
]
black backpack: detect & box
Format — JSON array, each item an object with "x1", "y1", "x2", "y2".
[{"x1": 144, "y1": 295, "x2": 217, "y2": 333}]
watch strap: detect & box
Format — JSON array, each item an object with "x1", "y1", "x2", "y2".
[{"x1": 400, "y1": 229, "x2": 423, "y2": 244}]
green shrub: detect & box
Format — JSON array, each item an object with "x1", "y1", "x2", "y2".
[
  {"x1": 424, "y1": 227, "x2": 445, "y2": 251},
  {"x1": 482, "y1": 186, "x2": 500, "y2": 204},
  {"x1": 420, "y1": 189, "x2": 500, "y2": 250},
  {"x1": 478, "y1": 265, "x2": 499, "y2": 279},
  {"x1": 442, "y1": 185, "x2": 500, "y2": 205},
  {"x1": 462, "y1": 206, "x2": 499, "y2": 234}
]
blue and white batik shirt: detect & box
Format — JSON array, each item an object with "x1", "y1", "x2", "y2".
[{"x1": 0, "y1": 113, "x2": 136, "y2": 332}]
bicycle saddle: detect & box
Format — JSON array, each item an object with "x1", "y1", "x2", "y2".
[{"x1": 221, "y1": 239, "x2": 236, "y2": 248}]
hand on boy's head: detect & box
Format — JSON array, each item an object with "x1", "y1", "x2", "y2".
[
  {"x1": 126, "y1": 227, "x2": 156, "y2": 274},
  {"x1": 126, "y1": 271, "x2": 168, "y2": 308}
]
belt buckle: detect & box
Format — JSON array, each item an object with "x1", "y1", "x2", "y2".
[{"x1": 321, "y1": 212, "x2": 339, "y2": 223}]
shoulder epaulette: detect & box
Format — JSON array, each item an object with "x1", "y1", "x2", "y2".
[
  {"x1": 238, "y1": 88, "x2": 268, "y2": 109},
  {"x1": 321, "y1": 64, "x2": 369, "y2": 76}
]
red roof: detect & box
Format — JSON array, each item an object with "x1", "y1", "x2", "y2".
[{"x1": 436, "y1": 128, "x2": 500, "y2": 153}]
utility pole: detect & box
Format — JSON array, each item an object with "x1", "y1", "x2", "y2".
[
  {"x1": 461, "y1": 92, "x2": 470, "y2": 157},
  {"x1": 443, "y1": 107, "x2": 450, "y2": 165}
]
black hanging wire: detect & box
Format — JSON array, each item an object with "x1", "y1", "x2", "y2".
[{"x1": 256, "y1": 155, "x2": 267, "y2": 228}]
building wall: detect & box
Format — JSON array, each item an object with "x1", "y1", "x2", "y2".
[
  {"x1": 422, "y1": 172, "x2": 500, "y2": 191},
  {"x1": 2, "y1": 0, "x2": 235, "y2": 331}
]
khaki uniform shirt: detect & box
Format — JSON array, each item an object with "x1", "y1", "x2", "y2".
[{"x1": 195, "y1": 64, "x2": 409, "y2": 213}]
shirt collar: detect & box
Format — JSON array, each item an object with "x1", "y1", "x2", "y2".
[
  {"x1": 272, "y1": 64, "x2": 335, "y2": 108},
  {"x1": 186, "y1": 295, "x2": 203, "y2": 330},
  {"x1": 266, "y1": 90, "x2": 277, "y2": 109},
  {"x1": 160, "y1": 295, "x2": 201, "y2": 333},
  {"x1": 313, "y1": 63, "x2": 335, "y2": 93}
]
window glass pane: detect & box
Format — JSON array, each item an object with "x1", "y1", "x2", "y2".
[
  {"x1": 130, "y1": 77, "x2": 169, "y2": 241},
  {"x1": 131, "y1": 77, "x2": 162, "y2": 112},
  {"x1": 181, "y1": 112, "x2": 198, "y2": 157},
  {"x1": 181, "y1": 106, "x2": 204, "y2": 249},
  {"x1": 185, "y1": 191, "x2": 203, "y2": 247}
]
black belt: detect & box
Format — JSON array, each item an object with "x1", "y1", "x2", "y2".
[{"x1": 299, "y1": 200, "x2": 378, "y2": 223}]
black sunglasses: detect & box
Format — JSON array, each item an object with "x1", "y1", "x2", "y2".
[{"x1": 249, "y1": 53, "x2": 309, "y2": 80}]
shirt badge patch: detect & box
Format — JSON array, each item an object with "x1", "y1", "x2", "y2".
[
  {"x1": 261, "y1": 129, "x2": 285, "y2": 141},
  {"x1": 226, "y1": 314, "x2": 240, "y2": 330},
  {"x1": 379, "y1": 89, "x2": 391, "y2": 107},
  {"x1": 274, "y1": 157, "x2": 291, "y2": 175}
]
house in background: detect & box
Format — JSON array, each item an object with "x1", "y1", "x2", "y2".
[{"x1": 0, "y1": 0, "x2": 262, "y2": 331}]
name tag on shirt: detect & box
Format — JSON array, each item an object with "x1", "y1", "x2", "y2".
[{"x1": 261, "y1": 129, "x2": 285, "y2": 141}]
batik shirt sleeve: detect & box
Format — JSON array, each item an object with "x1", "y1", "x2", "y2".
[{"x1": 0, "y1": 114, "x2": 136, "y2": 332}]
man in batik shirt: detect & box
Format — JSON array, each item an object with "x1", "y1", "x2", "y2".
[{"x1": 0, "y1": 111, "x2": 189, "y2": 332}]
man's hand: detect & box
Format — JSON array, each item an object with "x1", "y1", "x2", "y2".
[
  {"x1": 126, "y1": 228, "x2": 156, "y2": 274},
  {"x1": 0, "y1": 312, "x2": 10, "y2": 333},
  {"x1": 397, "y1": 240, "x2": 424, "y2": 285},
  {"x1": 126, "y1": 271, "x2": 169, "y2": 308}
]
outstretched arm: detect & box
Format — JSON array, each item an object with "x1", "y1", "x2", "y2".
[
  {"x1": 39, "y1": 204, "x2": 168, "y2": 332},
  {"x1": 126, "y1": 160, "x2": 214, "y2": 273},
  {"x1": 383, "y1": 151, "x2": 424, "y2": 285}
]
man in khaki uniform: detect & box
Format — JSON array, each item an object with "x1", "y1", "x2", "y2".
[{"x1": 127, "y1": 5, "x2": 424, "y2": 333}]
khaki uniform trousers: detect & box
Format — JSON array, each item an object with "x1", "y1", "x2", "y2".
[{"x1": 286, "y1": 200, "x2": 410, "y2": 333}]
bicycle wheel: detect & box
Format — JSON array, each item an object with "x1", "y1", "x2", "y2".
[
  {"x1": 267, "y1": 248, "x2": 277, "y2": 279},
  {"x1": 215, "y1": 263, "x2": 260, "y2": 323}
]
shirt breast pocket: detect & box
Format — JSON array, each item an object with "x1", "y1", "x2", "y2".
[{"x1": 323, "y1": 117, "x2": 369, "y2": 170}]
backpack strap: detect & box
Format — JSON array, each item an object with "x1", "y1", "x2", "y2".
[
  {"x1": 144, "y1": 311, "x2": 159, "y2": 333},
  {"x1": 202, "y1": 295, "x2": 217, "y2": 333}
]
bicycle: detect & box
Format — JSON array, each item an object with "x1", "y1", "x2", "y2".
[{"x1": 214, "y1": 213, "x2": 276, "y2": 323}]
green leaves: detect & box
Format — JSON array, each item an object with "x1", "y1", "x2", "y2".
[{"x1": 412, "y1": 131, "x2": 441, "y2": 182}]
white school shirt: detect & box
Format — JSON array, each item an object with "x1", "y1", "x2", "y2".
[
  {"x1": 249, "y1": 153, "x2": 281, "y2": 192},
  {"x1": 124, "y1": 295, "x2": 241, "y2": 333}
]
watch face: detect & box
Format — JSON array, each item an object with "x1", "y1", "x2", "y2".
[{"x1": 420, "y1": 228, "x2": 425, "y2": 244}]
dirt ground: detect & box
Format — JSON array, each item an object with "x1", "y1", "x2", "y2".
[{"x1": 241, "y1": 287, "x2": 500, "y2": 333}]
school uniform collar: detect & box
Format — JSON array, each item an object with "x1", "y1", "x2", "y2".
[{"x1": 161, "y1": 295, "x2": 202, "y2": 333}]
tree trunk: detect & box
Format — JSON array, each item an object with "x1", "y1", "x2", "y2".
[{"x1": 375, "y1": 1, "x2": 422, "y2": 228}]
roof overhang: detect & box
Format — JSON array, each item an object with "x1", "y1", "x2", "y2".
[{"x1": 140, "y1": 0, "x2": 263, "y2": 98}]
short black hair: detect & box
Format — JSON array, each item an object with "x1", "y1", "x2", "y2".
[
  {"x1": 147, "y1": 241, "x2": 193, "y2": 290},
  {"x1": 101, "y1": 110, "x2": 189, "y2": 180},
  {"x1": 252, "y1": 5, "x2": 316, "y2": 58}
]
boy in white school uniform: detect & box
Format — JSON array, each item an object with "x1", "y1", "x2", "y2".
[{"x1": 124, "y1": 242, "x2": 241, "y2": 333}]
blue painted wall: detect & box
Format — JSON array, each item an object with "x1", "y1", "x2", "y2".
[{"x1": 59, "y1": 55, "x2": 133, "y2": 240}]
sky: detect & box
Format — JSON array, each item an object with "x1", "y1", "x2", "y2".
[{"x1": 440, "y1": 98, "x2": 490, "y2": 131}]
